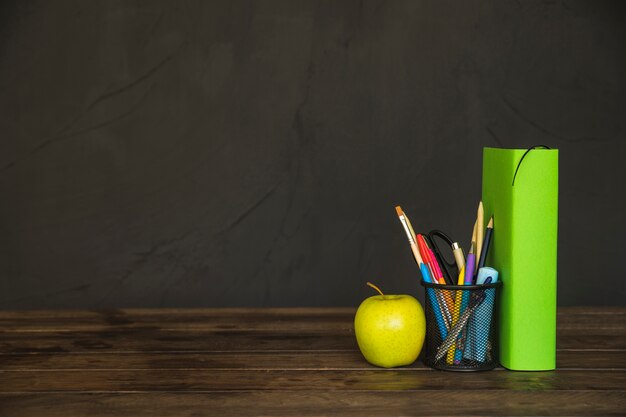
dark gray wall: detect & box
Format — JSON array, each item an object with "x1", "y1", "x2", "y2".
[{"x1": 1, "y1": 0, "x2": 624, "y2": 309}]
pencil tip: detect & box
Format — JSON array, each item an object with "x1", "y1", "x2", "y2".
[
  {"x1": 488, "y1": 217, "x2": 494, "y2": 227},
  {"x1": 395, "y1": 206, "x2": 403, "y2": 216}
]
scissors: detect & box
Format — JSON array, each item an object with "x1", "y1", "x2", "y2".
[{"x1": 422, "y1": 230, "x2": 459, "y2": 286}]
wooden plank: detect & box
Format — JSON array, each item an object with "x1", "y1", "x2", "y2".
[
  {"x1": 0, "y1": 306, "x2": 621, "y2": 320},
  {"x1": 0, "y1": 351, "x2": 389, "y2": 371},
  {"x1": 0, "y1": 330, "x2": 358, "y2": 353},
  {"x1": 0, "y1": 369, "x2": 625, "y2": 392},
  {"x1": 0, "y1": 391, "x2": 625, "y2": 416},
  {"x1": 0, "y1": 308, "x2": 355, "y2": 332},
  {"x1": 0, "y1": 308, "x2": 356, "y2": 321},
  {"x1": 558, "y1": 334, "x2": 626, "y2": 350},
  {"x1": 557, "y1": 311, "x2": 626, "y2": 330},
  {"x1": 553, "y1": 307, "x2": 626, "y2": 315},
  {"x1": 1, "y1": 330, "x2": 625, "y2": 354},
  {"x1": 557, "y1": 350, "x2": 626, "y2": 369},
  {"x1": 0, "y1": 308, "x2": 623, "y2": 332},
  {"x1": 0, "y1": 350, "x2": 624, "y2": 371}
]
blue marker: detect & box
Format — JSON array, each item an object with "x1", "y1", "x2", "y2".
[{"x1": 465, "y1": 267, "x2": 499, "y2": 362}]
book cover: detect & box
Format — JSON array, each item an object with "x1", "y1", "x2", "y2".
[{"x1": 482, "y1": 147, "x2": 558, "y2": 371}]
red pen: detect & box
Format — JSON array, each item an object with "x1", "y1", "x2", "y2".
[
  {"x1": 419, "y1": 235, "x2": 455, "y2": 313},
  {"x1": 417, "y1": 235, "x2": 438, "y2": 283},
  {"x1": 428, "y1": 247, "x2": 446, "y2": 284},
  {"x1": 416, "y1": 234, "x2": 429, "y2": 263},
  {"x1": 418, "y1": 234, "x2": 447, "y2": 285}
]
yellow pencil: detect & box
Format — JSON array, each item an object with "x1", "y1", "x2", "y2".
[
  {"x1": 447, "y1": 218, "x2": 478, "y2": 364},
  {"x1": 446, "y1": 265, "x2": 466, "y2": 364}
]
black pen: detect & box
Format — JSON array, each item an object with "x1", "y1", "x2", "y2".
[{"x1": 477, "y1": 217, "x2": 493, "y2": 270}]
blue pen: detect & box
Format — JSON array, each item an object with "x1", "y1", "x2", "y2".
[{"x1": 420, "y1": 263, "x2": 449, "y2": 339}]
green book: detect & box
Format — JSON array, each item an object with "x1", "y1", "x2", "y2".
[{"x1": 482, "y1": 147, "x2": 558, "y2": 371}]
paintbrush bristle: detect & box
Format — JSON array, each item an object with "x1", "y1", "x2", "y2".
[{"x1": 395, "y1": 206, "x2": 403, "y2": 216}]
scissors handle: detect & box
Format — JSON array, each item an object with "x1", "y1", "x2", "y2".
[{"x1": 426, "y1": 230, "x2": 459, "y2": 285}]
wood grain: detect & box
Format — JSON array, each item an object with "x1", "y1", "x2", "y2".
[
  {"x1": 0, "y1": 308, "x2": 623, "y2": 332},
  {"x1": 1, "y1": 369, "x2": 625, "y2": 392},
  {"x1": 0, "y1": 350, "x2": 624, "y2": 370},
  {"x1": 0, "y1": 307, "x2": 624, "y2": 416},
  {"x1": 1, "y1": 331, "x2": 625, "y2": 355},
  {"x1": 0, "y1": 391, "x2": 624, "y2": 417}
]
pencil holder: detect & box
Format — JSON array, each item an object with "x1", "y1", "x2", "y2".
[{"x1": 420, "y1": 280, "x2": 502, "y2": 371}]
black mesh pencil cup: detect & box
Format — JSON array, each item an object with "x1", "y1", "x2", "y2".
[{"x1": 420, "y1": 280, "x2": 502, "y2": 371}]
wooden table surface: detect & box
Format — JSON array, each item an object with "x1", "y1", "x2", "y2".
[{"x1": 0, "y1": 307, "x2": 624, "y2": 416}]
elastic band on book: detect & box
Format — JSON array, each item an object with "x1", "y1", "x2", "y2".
[{"x1": 511, "y1": 145, "x2": 551, "y2": 186}]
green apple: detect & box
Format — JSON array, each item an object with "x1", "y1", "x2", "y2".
[{"x1": 354, "y1": 282, "x2": 426, "y2": 368}]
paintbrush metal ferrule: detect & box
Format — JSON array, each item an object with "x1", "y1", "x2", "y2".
[{"x1": 398, "y1": 215, "x2": 416, "y2": 244}]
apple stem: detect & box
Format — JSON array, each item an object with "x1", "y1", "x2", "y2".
[{"x1": 366, "y1": 282, "x2": 385, "y2": 297}]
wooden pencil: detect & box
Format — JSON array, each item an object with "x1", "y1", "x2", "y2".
[
  {"x1": 472, "y1": 218, "x2": 477, "y2": 248},
  {"x1": 476, "y1": 201, "x2": 484, "y2": 270}
]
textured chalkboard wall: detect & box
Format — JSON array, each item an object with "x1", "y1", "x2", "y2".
[{"x1": 1, "y1": 1, "x2": 624, "y2": 308}]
